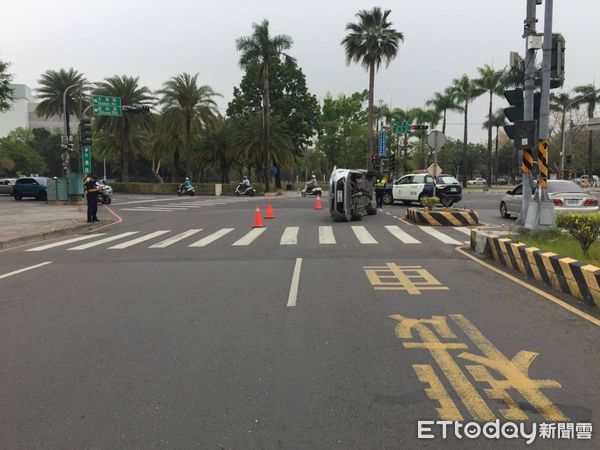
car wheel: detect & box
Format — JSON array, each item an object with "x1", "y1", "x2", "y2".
[
  {"x1": 366, "y1": 205, "x2": 377, "y2": 215},
  {"x1": 104, "y1": 197, "x2": 112, "y2": 205},
  {"x1": 383, "y1": 192, "x2": 393, "y2": 205},
  {"x1": 37, "y1": 192, "x2": 47, "y2": 201},
  {"x1": 13, "y1": 191, "x2": 22, "y2": 200},
  {"x1": 500, "y1": 202, "x2": 510, "y2": 218}
]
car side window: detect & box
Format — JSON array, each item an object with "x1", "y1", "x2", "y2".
[
  {"x1": 412, "y1": 175, "x2": 425, "y2": 184},
  {"x1": 398, "y1": 176, "x2": 413, "y2": 185},
  {"x1": 424, "y1": 176, "x2": 433, "y2": 183},
  {"x1": 513, "y1": 185, "x2": 523, "y2": 195}
]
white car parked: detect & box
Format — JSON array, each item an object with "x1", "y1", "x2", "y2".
[{"x1": 466, "y1": 177, "x2": 486, "y2": 185}]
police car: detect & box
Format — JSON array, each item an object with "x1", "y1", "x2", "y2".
[{"x1": 382, "y1": 172, "x2": 462, "y2": 207}]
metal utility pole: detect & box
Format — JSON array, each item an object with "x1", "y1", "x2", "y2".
[
  {"x1": 62, "y1": 83, "x2": 80, "y2": 176},
  {"x1": 525, "y1": 0, "x2": 555, "y2": 230},
  {"x1": 517, "y1": 0, "x2": 538, "y2": 225}
]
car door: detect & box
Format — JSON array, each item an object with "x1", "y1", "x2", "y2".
[
  {"x1": 393, "y1": 175, "x2": 412, "y2": 200},
  {"x1": 506, "y1": 184, "x2": 522, "y2": 215},
  {"x1": 409, "y1": 175, "x2": 426, "y2": 201}
]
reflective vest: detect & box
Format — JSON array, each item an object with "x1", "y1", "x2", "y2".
[{"x1": 375, "y1": 179, "x2": 386, "y2": 188}]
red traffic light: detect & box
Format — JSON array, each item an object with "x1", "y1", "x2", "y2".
[{"x1": 411, "y1": 124, "x2": 429, "y2": 131}]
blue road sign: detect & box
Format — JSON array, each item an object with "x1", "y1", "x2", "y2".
[{"x1": 379, "y1": 131, "x2": 387, "y2": 156}]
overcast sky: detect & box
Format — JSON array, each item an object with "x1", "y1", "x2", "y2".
[{"x1": 2, "y1": 0, "x2": 599, "y2": 143}]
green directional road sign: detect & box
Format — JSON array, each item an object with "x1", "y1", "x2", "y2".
[
  {"x1": 82, "y1": 146, "x2": 92, "y2": 174},
  {"x1": 92, "y1": 95, "x2": 122, "y2": 117}
]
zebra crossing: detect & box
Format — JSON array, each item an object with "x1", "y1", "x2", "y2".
[
  {"x1": 117, "y1": 198, "x2": 254, "y2": 213},
  {"x1": 24, "y1": 225, "x2": 474, "y2": 253}
]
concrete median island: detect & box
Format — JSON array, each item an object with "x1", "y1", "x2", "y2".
[{"x1": 406, "y1": 207, "x2": 479, "y2": 226}]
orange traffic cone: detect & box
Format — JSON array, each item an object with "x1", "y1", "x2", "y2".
[
  {"x1": 314, "y1": 194, "x2": 323, "y2": 210},
  {"x1": 265, "y1": 199, "x2": 275, "y2": 219},
  {"x1": 253, "y1": 204, "x2": 265, "y2": 228}
]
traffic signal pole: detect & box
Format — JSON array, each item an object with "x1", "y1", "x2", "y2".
[{"x1": 517, "y1": 0, "x2": 538, "y2": 225}]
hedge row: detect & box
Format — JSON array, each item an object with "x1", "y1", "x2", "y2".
[{"x1": 110, "y1": 182, "x2": 266, "y2": 196}]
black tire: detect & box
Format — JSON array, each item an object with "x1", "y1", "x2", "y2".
[
  {"x1": 500, "y1": 202, "x2": 510, "y2": 218},
  {"x1": 235, "y1": 191, "x2": 240, "y2": 196},
  {"x1": 13, "y1": 191, "x2": 22, "y2": 200},
  {"x1": 104, "y1": 197, "x2": 112, "y2": 205},
  {"x1": 382, "y1": 192, "x2": 393, "y2": 205},
  {"x1": 191, "y1": 191, "x2": 195, "y2": 196},
  {"x1": 248, "y1": 190, "x2": 255, "y2": 197},
  {"x1": 37, "y1": 192, "x2": 47, "y2": 201},
  {"x1": 366, "y1": 205, "x2": 377, "y2": 216},
  {"x1": 178, "y1": 191, "x2": 182, "y2": 196},
  {"x1": 301, "y1": 191, "x2": 306, "y2": 197}
]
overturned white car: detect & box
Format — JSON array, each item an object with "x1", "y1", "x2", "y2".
[{"x1": 329, "y1": 167, "x2": 378, "y2": 222}]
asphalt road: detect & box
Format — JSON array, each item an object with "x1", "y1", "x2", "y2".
[{"x1": 1, "y1": 193, "x2": 598, "y2": 449}]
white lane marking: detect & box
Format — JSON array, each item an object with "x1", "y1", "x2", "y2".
[
  {"x1": 418, "y1": 226, "x2": 463, "y2": 245},
  {"x1": 455, "y1": 227, "x2": 473, "y2": 236},
  {"x1": 119, "y1": 208, "x2": 176, "y2": 212},
  {"x1": 319, "y1": 226, "x2": 336, "y2": 244},
  {"x1": 384, "y1": 225, "x2": 421, "y2": 244},
  {"x1": 351, "y1": 226, "x2": 378, "y2": 244},
  {"x1": 108, "y1": 230, "x2": 171, "y2": 249},
  {"x1": 67, "y1": 232, "x2": 139, "y2": 250},
  {"x1": 149, "y1": 229, "x2": 203, "y2": 248},
  {"x1": 464, "y1": 241, "x2": 471, "y2": 245},
  {"x1": 287, "y1": 258, "x2": 303, "y2": 307},
  {"x1": 231, "y1": 228, "x2": 267, "y2": 246},
  {"x1": 189, "y1": 228, "x2": 234, "y2": 247},
  {"x1": 152, "y1": 205, "x2": 193, "y2": 209},
  {"x1": 25, "y1": 234, "x2": 106, "y2": 252},
  {"x1": 280, "y1": 227, "x2": 299, "y2": 245},
  {"x1": 113, "y1": 197, "x2": 193, "y2": 206},
  {"x1": 0, "y1": 261, "x2": 53, "y2": 280}
]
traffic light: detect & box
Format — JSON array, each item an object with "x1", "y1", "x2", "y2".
[
  {"x1": 389, "y1": 152, "x2": 396, "y2": 172},
  {"x1": 122, "y1": 105, "x2": 151, "y2": 114},
  {"x1": 502, "y1": 88, "x2": 540, "y2": 139},
  {"x1": 551, "y1": 33, "x2": 565, "y2": 89},
  {"x1": 372, "y1": 154, "x2": 381, "y2": 171},
  {"x1": 79, "y1": 118, "x2": 92, "y2": 146},
  {"x1": 411, "y1": 124, "x2": 429, "y2": 132}
]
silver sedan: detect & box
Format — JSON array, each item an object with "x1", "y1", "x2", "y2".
[{"x1": 500, "y1": 180, "x2": 599, "y2": 218}]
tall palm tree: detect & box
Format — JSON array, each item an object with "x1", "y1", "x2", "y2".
[
  {"x1": 482, "y1": 109, "x2": 508, "y2": 180},
  {"x1": 35, "y1": 68, "x2": 89, "y2": 135},
  {"x1": 93, "y1": 75, "x2": 154, "y2": 182},
  {"x1": 341, "y1": 7, "x2": 404, "y2": 169},
  {"x1": 476, "y1": 65, "x2": 505, "y2": 186},
  {"x1": 550, "y1": 92, "x2": 580, "y2": 169},
  {"x1": 196, "y1": 115, "x2": 237, "y2": 184},
  {"x1": 426, "y1": 88, "x2": 455, "y2": 134},
  {"x1": 450, "y1": 75, "x2": 484, "y2": 186},
  {"x1": 156, "y1": 73, "x2": 220, "y2": 179},
  {"x1": 236, "y1": 19, "x2": 294, "y2": 192},
  {"x1": 573, "y1": 84, "x2": 600, "y2": 173}
]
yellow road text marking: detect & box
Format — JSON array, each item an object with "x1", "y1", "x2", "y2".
[{"x1": 364, "y1": 263, "x2": 448, "y2": 295}]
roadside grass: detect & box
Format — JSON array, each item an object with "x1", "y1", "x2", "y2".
[{"x1": 516, "y1": 230, "x2": 600, "y2": 267}]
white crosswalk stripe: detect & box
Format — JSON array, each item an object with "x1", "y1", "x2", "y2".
[
  {"x1": 455, "y1": 227, "x2": 473, "y2": 236},
  {"x1": 280, "y1": 227, "x2": 299, "y2": 245},
  {"x1": 108, "y1": 231, "x2": 171, "y2": 249},
  {"x1": 384, "y1": 225, "x2": 421, "y2": 244},
  {"x1": 67, "y1": 232, "x2": 140, "y2": 250},
  {"x1": 418, "y1": 226, "x2": 463, "y2": 245},
  {"x1": 26, "y1": 234, "x2": 106, "y2": 252},
  {"x1": 189, "y1": 228, "x2": 234, "y2": 247},
  {"x1": 232, "y1": 228, "x2": 267, "y2": 246},
  {"x1": 319, "y1": 226, "x2": 336, "y2": 244},
  {"x1": 120, "y1": 208, "x2": 176, "y2": 212},
  {"x1": 351, "y1": 226, "x2": 378, "y2": 244},
  {"x1": 149, "y1": 229, "x2": 203, "y2": 248}
]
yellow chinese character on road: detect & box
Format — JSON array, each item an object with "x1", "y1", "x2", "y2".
[
  {"x1": 390, "y1": 314, "x2": 567, "y2": 422},
  {"x1": 364, "y1": 263, "x2": 448, "y2": 295}
]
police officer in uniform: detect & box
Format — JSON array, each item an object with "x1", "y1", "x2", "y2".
[
  {"x1": 375, "y1": 175, "x2": 386, "y2": 209},
  {"x1": 85, "y1": 174, "x2": 100, "y2": 223}
]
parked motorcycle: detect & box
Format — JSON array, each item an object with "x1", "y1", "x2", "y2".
[
  {"x1": 301, "y1": 185, "x2": 322, "y2": 197},
  {"x1": 235, "y1": 185, "x2": 256, "y2": 196},
  {"x1": 96, "y1": 180, "x2": 112, "y2": 204},
  {"x1": 178, "y1": 185, "x2": 195, "y2": 196}
]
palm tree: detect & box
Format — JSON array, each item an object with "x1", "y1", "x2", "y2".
[
  {"x1": 550, "y1": 92, "x2": 580, "y2": 169},
  {"x1": 35, "y1": 68, "x2": 89, "y2": 135},
  {"x1": 156, "y1": 73, "x2": 220, "y2": 180},
  {"x1": 341, "y1": 7, "x2": 404, "y2": 169},
  {"x1": 426, "y1": 88, "x2": 455, "y2": 134},
  {"x1": 573, "y1": 84, "x2": 600, "y2": 173},
  {"x1": 93, "y1": 75, "x2": 154, "y2": 182},
  {"x1": 196, "y1": 115, "x2": 237, "y2": 184},
  {"x1": 482, "y1": 109, "x2": 508, "y2": 180},
  {"x1": 476, "y1": 65, "x2": 505, "y2": 186},
  {"x1": 236, "y1": 19, "x2": 294, "y2": 192},
  {"x1": 450, "y1": 75, "x2": 484, "y2": 186}
]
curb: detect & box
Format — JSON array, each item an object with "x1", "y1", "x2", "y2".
[
  {"x1": 0, "y1": 217, "x2": 117, "y2": 250},
  {"x1": 470, "y1": 229, "x2": 600, "y2": 309},
  {"x1": 406, "y1": 208, "x2": 479, "y2": 226}
]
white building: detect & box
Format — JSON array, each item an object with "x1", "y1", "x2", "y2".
[{"x1": 0, "y1": 84, "x2": 78, "y2": 137}]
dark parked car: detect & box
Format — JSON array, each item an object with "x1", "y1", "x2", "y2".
[
  {"x1": 496, "y1": 178, "x2": 508, "y2": 185},
  {"x1": 12, "y1": 177, "x2": 48, "y2": 200}
]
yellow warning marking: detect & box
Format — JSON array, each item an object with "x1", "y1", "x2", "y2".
[
  {"x1": 391, "y1": 313, "x2": 569, "y2": 422},
  {"x1": 364, "y1": 263, "x2": 448, "y2": 295}
]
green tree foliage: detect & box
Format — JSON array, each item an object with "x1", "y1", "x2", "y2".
[
  {"x1": 93, "y1": 75, "x2": 154, "y2": 182},
  {"x1": 426, "y1": 89, "x2": 455, "y2": 134},
  {"x1": 30, "y1": 128, "x2": 63, "y2": 177},
  {"x1": 236, "y1": 19, "x2": 294, "y2": 191},
  {"x1": 0, "y1": 57, "x2": 14, "y2": 112},
  {"x1": 156, "y1": 73, "x2": 220, "y2": 179},
  {"x1": 0, "y1": 128, "x2": 47, "y2": 176},
  {"x1": 482, "y1": 109, "x2": 508, "y2": 180},
  {"x1": 555, "y1": 212, "x2": 600, "y2": 257},
  {"x1": 573, "y1": 84, "x2": 600, "y2": 174},
  {"x1": 341, "y1": 7, "x2": 404, "y2": 169},
  {"x1": 316, "y1": 91, "x2": 368, "y2": 169},
  {"x1": 196, "y1": 115, "x2": 237, "y2": 184}
]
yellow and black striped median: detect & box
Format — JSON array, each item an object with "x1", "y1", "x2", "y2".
[
  {"x1": 406, "y1": 208, "x2": 479, "y2": 226},
  {"x1": 474, "y1": 231, "x2": 600, "y2": 309}
]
